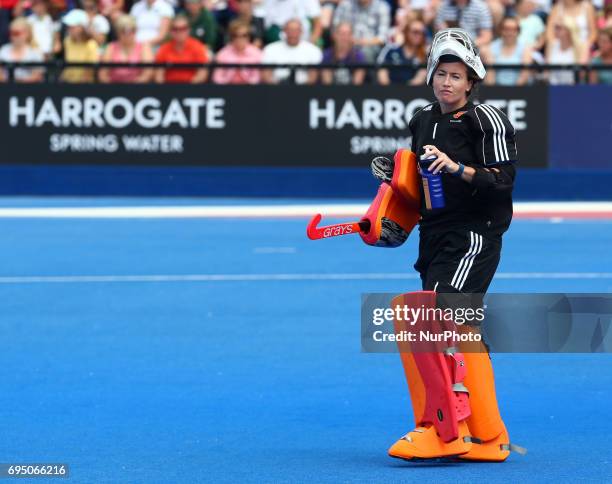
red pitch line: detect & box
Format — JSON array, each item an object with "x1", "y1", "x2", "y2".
[{"x1": 306, "y1": 213, "x2": 371, "y2": 240}]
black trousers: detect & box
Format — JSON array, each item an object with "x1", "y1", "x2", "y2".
[{"x1": 415, "y1": 229, "x2": 501, "y2": 294}]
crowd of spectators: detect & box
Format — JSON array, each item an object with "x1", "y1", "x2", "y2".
[{"x1": 0, "y1": 0, "x2": 611, "y2": 84}]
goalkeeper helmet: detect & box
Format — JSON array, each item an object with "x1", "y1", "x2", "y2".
[{"x1": 426, "y1": 28, "x2": 486, "y2": 85}]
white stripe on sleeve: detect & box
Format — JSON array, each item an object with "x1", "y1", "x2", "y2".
[
  {"x1": 481, "y1": 104, "x2": 509, "y2": 161},
  {"x1": 476, "y1": 105, "x2": 501, "y2": 162}
]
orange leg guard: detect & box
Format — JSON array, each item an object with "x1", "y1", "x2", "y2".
[
  {"x1": 459, "y1": 349, "x2": 512, "y2": 461},
  {"x1": 388, "y1": 292, "x2": 472, "y2": 460},
  {"x1": 389, "y1": 295, "x2": 526, "y2": 461}
]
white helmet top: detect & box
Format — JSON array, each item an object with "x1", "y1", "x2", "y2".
[{"x1": 426, "y1": 28, "x2": 486, "y2": 85}]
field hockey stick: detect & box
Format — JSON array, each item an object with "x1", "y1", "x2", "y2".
[{"x1": 306, "y1": 213, "x2": 370, "y2": 240}]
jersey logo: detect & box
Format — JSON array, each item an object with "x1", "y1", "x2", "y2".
[{"x1": 453, "y1": 111, "x2": 467, "y2": 119}]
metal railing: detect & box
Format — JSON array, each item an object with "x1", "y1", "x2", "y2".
[{"x1": 0, "y1": 61, "x2": 610, "y2": 84}]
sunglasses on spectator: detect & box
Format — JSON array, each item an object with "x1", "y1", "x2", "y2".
[
  {"x1": 232, "y1": 32, "x2": 250, "y2": 39},
  {"x1": 171, "y1": 25, "x2": 189, "y2": 32},
  {"x1": 119, "y1": 28, "x2": 135, "y2": 34}
]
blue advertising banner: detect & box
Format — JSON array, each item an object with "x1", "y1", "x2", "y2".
[{"x1": 549, "y1": 86, "x2": 612, "y2": 169}]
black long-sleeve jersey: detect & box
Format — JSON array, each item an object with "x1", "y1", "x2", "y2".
[{"x1": 409, "y1": 101, "x2": 518, "y2": 237}]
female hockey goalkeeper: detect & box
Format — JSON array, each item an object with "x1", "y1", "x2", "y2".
[{"x1": 374, "y1": 28, "x2": 525, "y2": 462}]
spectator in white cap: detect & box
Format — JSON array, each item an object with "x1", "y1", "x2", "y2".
[
  {"x1": 61, "y1": 8, "x2": 99, "y2": 82},
  {"x1": 80, "y1": 0, "x2": 111, "y2": 46}
]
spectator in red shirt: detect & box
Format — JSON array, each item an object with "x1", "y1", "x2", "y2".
[{"x1": 155, "y1": 14, "x2": 209, "y2": 83}]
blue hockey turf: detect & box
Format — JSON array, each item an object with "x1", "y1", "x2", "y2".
[{"x1": 0, "y1": 199, "x2": 611, "y2": 483}]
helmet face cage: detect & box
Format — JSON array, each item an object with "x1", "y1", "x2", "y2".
[
  {"x1": 426, "y1": 28, "x2": 486, "y2": 85},
  {"x1": 431, "y1": 29, "x2": 479, "y2": 57}
]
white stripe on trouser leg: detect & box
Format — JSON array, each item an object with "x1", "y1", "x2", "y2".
[
  {"x1": 450, "y1": 231, "x2": 477, "y2": 289},
  {"x1": 456, "y1": 233, "x2": 483, "y2": 291}
]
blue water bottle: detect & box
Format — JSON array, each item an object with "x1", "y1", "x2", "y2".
[{"x1": 419, "y1": 154, "x2": 446, "y2": 209}]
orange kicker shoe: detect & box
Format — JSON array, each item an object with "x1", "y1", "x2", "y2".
[
  {"x1": 388, "y1": 421, "x2": 472, "y2": 460},
  {"x1": 459, "y1": 426, "x2": 527, "y2": 462}
]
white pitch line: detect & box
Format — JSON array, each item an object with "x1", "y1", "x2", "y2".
[
  {"x1": 0, "y1": 204, "x2": 366, "y2": 219},
  {"x1": 0, "y1": 272, "x2": 611, "y2": 284},
  {"x1": 0, "y1": 273, "x2": 420, "y2": 283},
  {"x1": 0, "y1": 202, "x2": 610, "y2": 218}
]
